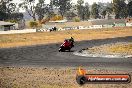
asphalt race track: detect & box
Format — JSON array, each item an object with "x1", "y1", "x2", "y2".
[{"x1": 0, "y1": 36, "x2": 132, "y2": 71}]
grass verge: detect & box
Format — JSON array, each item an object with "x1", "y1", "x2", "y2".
[
  {"x1": 108, "y1": 44, "x2": 132, "y2": 54},
  {"x1": 0, "y1": 67, "x2": 132, "y2": 88},
  {"x1": 86, "y1": 42, "x2": 132, "y2": 55},
  {"x1": 0, "y1": 27, "x2": 132, "y2": 48}
]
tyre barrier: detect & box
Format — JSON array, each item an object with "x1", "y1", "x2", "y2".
[
  {"x1": 36, "y1": 29, "x2": 50, "y2": 32},
  {"x1": 76, "y1": 75, "x2": 87, "y2": 85}
]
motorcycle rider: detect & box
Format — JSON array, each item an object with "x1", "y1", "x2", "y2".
[
  {"x1": 69, "y1": 37, "x2": 74, "y2": 47},
  {"x1": 61, "y1": 39, "x2": 71, "y2": 48},
  {"x1": 59, "y1": 38, "x2": 74, "y2": 52}
]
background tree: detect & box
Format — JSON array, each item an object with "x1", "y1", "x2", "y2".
[
  {"x1": 73, "y1": 17, "x2": 80, "y2": 22},
  {"x1": 52, "y1": 0, "x2": 72, "y2": 18},
  {"x1": 35, "y1": 0, "x2": 49, "y2": 21},
  {"x1": 65, "y1": 11, "x2": 77, "y2": 20},
  {"x1": 113, "y1": 0, "x2": 128, "y2": 19},
  {"x1": 0, "y1": 8, "x2": 7, "y2": 20},
  {"x1": 101, "y1": 10, "x2": 107, "y2": 19},
  {"x1": 46, "y1": 0, "x2": 56, "y2": 20},
  {"x1": 83, "y1": 2, "x2": 90, "y2": 20},
  {"x1": 106, "y1": 7, "x2": 113, "y2": 19},
  {"x1": 50, "y1": 15, "x2": 63, "y2": 21},
  {"x1": 98, "y1": 2, "x2": 105, "y2": 18},
  {"x1": 98, "y1": 2, "x2": 113, "y2": 19},
  {"x1": 91, "y1": 3, "x2": 100, "y2": 19},
  {"x1": 65, "y1": 3, "x2": 77, "y2": 20},
  {"x1": 77, "y1": 0, "x2": 84, "y2": 20},
  {"x1": 127, "y1": 1, "x2": 132, "y2": 17},
  {"x1": 19, "y1": 0, "x2": 37, "y2": 21},
  {"x1": 8, "y1": 13, "x2": 24, "y2": 22},
  {"x1": 119, "y1": 0, "x2": 128, "y2": 18},
  {"x1": 0, "y1": 0, "x2": 16, "y2": 20}
]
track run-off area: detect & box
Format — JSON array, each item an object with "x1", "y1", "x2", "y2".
[{"x1": 0, "y1": 36, "x2": 132, "y2": 71}]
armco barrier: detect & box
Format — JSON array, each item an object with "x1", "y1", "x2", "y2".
[
  {"x1": 58, "y1": 28, "x2": 65, "y2": 31},
  {"x1": 89, "y1": 25, "x2": 103, "y2": 29},
  {"x1": 0, "y1": 29, "x2": 36, "y2": 34},
  {"x1": 126, "y1": 23, "x2": 132, "y2": 27},
  {"x1": 36, "y1": 28, "x2": 66, "y2": 32},
  {"x1": 36, "y1": 28, "x2": 49, "y2": 32},
  {"x1": 103, "y1": 24, "x2": 114, "y2": 28},
  {"x1": 78, "y1": 26, "x2": 89, "y2": 29},
  {"x1": 114, "y1": 23, "x2": 126, "y2": 27}
]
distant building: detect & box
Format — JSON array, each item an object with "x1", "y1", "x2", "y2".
[
  {"x1": 43, "y1": 20, "x2": 92, "y2": 29},
  {"x1": 0, "y1": 21, "x2": 15, "y2": 31},
  {"x1": 89, "y1": 19, "x2": 125, "y2": 25},
  {"x1": 43, "y1": 19, "x2": 125, "y2": 29}
]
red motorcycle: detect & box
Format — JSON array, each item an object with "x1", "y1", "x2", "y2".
[{"x1": 59, "y1": 39, "x2": 74, "y2": 52}]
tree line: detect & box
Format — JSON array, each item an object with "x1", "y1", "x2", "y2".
[
  {"x1": 0, "y1": 0, "x2": 132, "y2": 22},
  {"x1": 0, "y1": 0, "x2": 23, "y2": 22}
]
